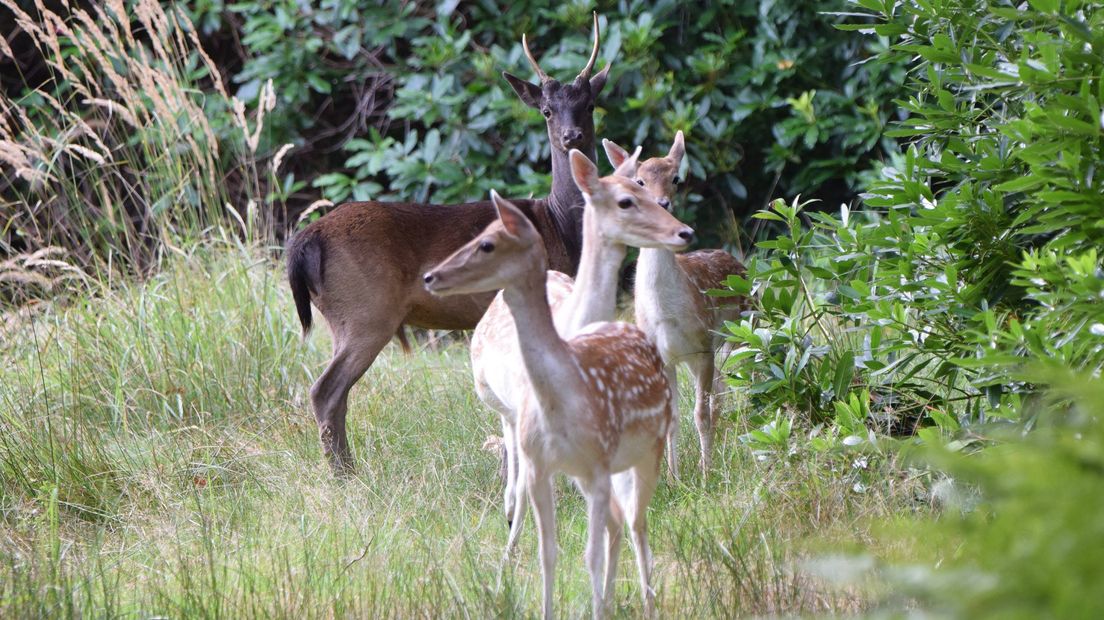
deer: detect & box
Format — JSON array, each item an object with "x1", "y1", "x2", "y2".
[
  {"x1": 424, "y1": 190, "x2": 676, "y2": 619},
  {"x1": 605, "y1": 131, "x2": 749, "y2": 478},
  {"x1": 470, "y1": 148, "x2": 693, "y2": 542},
  {"x1": 286, "y1": 15, "x2": 610, "y2": 472}
]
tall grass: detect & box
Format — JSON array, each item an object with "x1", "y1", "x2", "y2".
[
  {"x1": 0, "y1": 0, "x2": 279, "y2": 305},
  {"x1": 0, "y1": 244, "x2": 916, "y2": 617}
]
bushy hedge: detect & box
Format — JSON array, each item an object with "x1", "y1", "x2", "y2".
[
  {"x1": 724, "y1": 0, "x2": 1104, "y2": 441},
  {"x1": 188, "y1": 0, "x2": 906, "y2": 242}
]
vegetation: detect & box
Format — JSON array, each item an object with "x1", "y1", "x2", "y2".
[
  {"x1": 183, "y1": 1, "x2": 905, "y2": 241},
  {"x1": 0, "y1": 0, "x2": 282, "y2": 309},
  {"x1": 0, "y1": 243, "x2": 913, "y2": 617},
  {"x1": 1, "y1": 0, "x2": 1103, "y2": 617},
  {"x1": 726, "y1": 0, "x2": 1104, "y2": 431},
  {"x1": 721, "y1": 1, "x2": 1104, "y2": 616}
]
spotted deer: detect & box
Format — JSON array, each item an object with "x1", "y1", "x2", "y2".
[
  {"x1": 425, "y1": 191, "x2": 673, "y2": 619},
  {"x1": 606, "y1": 132, "x2": 749, "y2": 477},
  {"x1": 472, "y1": 148, "x2": 692, "y2": 532},
  {"x1": 287, "y1": 15, "x2": 610, "y2": 472}
]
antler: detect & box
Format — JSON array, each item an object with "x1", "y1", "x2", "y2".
[
  {"x1": 576, "y1": 12, "x2": 600, "y2": 81},
  {"x1": 522, "y1": 33, "x2": 550, "y2": 83}
]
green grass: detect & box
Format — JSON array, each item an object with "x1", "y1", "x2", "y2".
[{"x1": 0, "y1": 243, "x2": 916, "y2": 618}]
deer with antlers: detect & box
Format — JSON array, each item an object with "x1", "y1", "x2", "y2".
[
  {"x1": 287, "y1": 16, "x2": 609, "y2": 472},
  {"x1": 472, "y1": 147, "x2": 693, "y2": 542},
  {"x1": 606, "y1": 132, "x2": 749, "y2": 478},
  {"x1": 425, "y1": 189, "x2": 676, "y2": 619}
]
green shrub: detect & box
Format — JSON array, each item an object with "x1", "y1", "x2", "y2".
[
  {"x1": 190, "y1": 1, "x2": 906, "y2": 240},
  {"x1": 723, "y1": 0, "x2": 1104, "y2": 435},
  {"x1": 850, "y1": 0, "x2": 1104, "y2": 384},
  {"x1": 722, "y1": 197, "x2": 970, "y2": 448}
]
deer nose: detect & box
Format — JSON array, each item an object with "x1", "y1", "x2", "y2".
[
  {"x1": 677, "y1": 228, "x2": 695, "y2": 243},
  {"x1": 658, "y1": 198, "x2": 671, "y2": 210},
  {"x1": 561, "y1": 127, "x2": 584, "y2": 145},
  {"x1": 423, "y1": 272, "x2": 435, "y2": 285}
]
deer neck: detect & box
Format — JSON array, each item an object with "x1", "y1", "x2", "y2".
[
  {"x1": 502, "y1": 266, "x2": 585, "y2": 412},
  {"x1": 636, "y1": 247, "x2": 690, "y2": 310},
  {"x1": 557, "y1": 206, "x2": 625, "y2": 336},
  {"x1": 546, "y1": 143, "x2": 594, "y2": 272}
]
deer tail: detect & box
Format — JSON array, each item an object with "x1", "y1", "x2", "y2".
[{"x1": 287, "y1": 229, "x2": 323, "y2": 338}]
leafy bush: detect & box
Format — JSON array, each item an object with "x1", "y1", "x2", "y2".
[
  {"x1": 189, "y1": 1, "x2": 906, "y2": 239},
  {"x1": 722, "y1": 197, "x2": 971, "y2": 448},
  {"x1": 723, "y1": 0, "x2": 1104, "y2": 436},
  {"x1": 850, "y1": 0, "x2": 1104, "y2": 381}
]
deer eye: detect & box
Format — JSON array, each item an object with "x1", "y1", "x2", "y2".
[
  {"x1": 541, "y1": 108, "x2": 551, "y2": 118},
  {"x1": 635, "y1": 179, "x2": 645, "y2": 186},
  {"x1": 479, "y1": 240, "x2": 495, "y2": 253},
  {"x1": 673, "y1": 175, "x2": 681, "y2": 185},
  {"x1": 587, "y1": 103, "x2": 595, "y2": 112},
  {"x1": 618, "y1": 198, "x2": 634, "y2": 209}
]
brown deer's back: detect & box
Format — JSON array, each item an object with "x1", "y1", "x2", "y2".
[{"x1": 298, "y1": 199, "x2": 573, "y2": 331}]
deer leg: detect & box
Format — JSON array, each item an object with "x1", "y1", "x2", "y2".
[
  {"x1": 712, "y1": 339, "x2": 735, "y2": 415},
  {"x1": 604, "y1": 473, "x2": 629, "y2": 609},
  {"x1": 626, "y1": 453, "x2": 660, "y2": 618},
  {"x1": 528, "y1": 466, "x2": 557, "y2": 620},
  {"x1": 503, "y1": 442, "x2": 528, "y2": 560},
  {"x1": 688, "y1": 352, "x2": 716, "y2": 477},
  {"x1": 310, "y1": 325, "x2": 395, "y2": 474},
  {"x1": 500, "y1": 417, "x2": 519, "y2": 526},
  {"x1": 580, "y1": 473, "x2": 611, "y2": 619},
  {"x1": 664, "y1": 364, "x2": 680, "y2": 482}
]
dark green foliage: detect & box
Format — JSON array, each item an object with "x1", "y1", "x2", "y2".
[{"x1": 192, "y1": 1, "x2": 905, "y2": 240}]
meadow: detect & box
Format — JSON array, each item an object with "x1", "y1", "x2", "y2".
[
  {"x1": 3, "y1": 1, "x2": 1103, "y2": 617},
  {"x1": 0, "y1": 243, "x2": 916, "y2": 618}
]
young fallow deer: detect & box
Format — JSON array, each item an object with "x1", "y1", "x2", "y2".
[
  {"x1": 424, "y1": 191, "x2": 675, "y2": 620},
  {"x1": 472, "y1": 148, "x2": 693, "y2": 532},
  {"x1": 287, "y1": 15, "x2": 610, "y2": 472},
  {"x1": 606, "y1": 131, "x2": 749, "y2": 478}
]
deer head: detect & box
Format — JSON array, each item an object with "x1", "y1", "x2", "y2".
[
  {"x1": 569, "y1": 149, "x2": 694, "y2": 250},
  {"x1": 502, "y1": 12, "x2": 610, "y2": 154},
  {"x1": 424, "y1": 191, "x2": 545, "y2": 297},
  {"x1": 603, "y1": 131, "x2": 686, "y2": 212}
]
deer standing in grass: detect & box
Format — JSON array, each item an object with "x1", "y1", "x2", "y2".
[
  {"x1": 286, "y1": 16, "x2": 610, "y2": 472},
  {"x1": 472, "y1": 147, "x2": 693, "y2": 533},
  {"x1": 425, "y1": 191, "x2": 675, "y2": 619},
  {"x1": 607, "y1": 132, "x2": 748, "y2": 477}
]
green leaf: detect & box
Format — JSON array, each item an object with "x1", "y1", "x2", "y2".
[
  {"x1": 833, "y1": 350, "x2": 855, "y2": 397},
  {"x1": 994, "y1": 175, "x2": 1046, "y2": 192},
  {"x1": 752, "y1": 211, "x2": 785, "y2": 222}
]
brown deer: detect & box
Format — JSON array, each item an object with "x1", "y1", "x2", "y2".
[
  {"x1": 287, "y1": 15, "x2": 610, "y2": 472},
  {"x1": 425, "y1": 191, "x2": 673, "y2": 619},
  {"x1": 470, "y1": 148, "x2": 692, "y2": 539},
  {"x1": 606, "y1": 132, "x2": 749, "y2": 478}
]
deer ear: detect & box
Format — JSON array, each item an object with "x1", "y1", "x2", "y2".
[
  {"x1": 612, "y1": 145, "x2": 642, "y2": 178},
  {"x1": 668, "y1": 130, "x2": 686, "y2": 166},
  {"x1": 569, "y1": 150, "x2": 600, "y2": 196},
  {"x1": 491, "y1": 190, "x2": 528, "y2": 238},
  {"x1": 589, "y1": 63, "x2": 611, "y2": 97},
  {"x1": 502, "y1": 72, "x2": 542, "y2": 109},
  {"x1": 602, "y1": 138, "x2": 630, "y2": 170}
]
